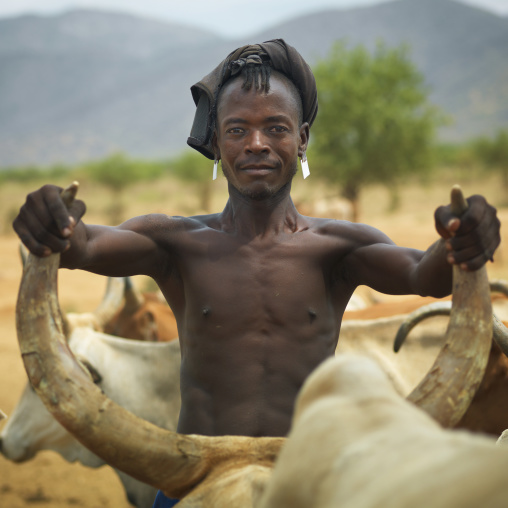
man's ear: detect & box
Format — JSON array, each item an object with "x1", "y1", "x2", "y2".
[
  {"x1": 212, "y1": 132, "x2": 221, "y2": 160},
  {"x1": 298, "y1": 122, "x2": 310, "y2": 158}
]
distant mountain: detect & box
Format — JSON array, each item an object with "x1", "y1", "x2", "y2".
[
  {"x1": 0, "y1": 9, "x2": 219, "y2": 58},
  {"x1": 0, "y1": 0, "x2": 507, "y2": 167},
  {"x1": 255, "y1": 0, "x2": 508, "y2": 144}
]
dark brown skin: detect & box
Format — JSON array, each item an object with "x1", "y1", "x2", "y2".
[{"x1": 13, "y1": 74, "x2": 501, "y2": 438}]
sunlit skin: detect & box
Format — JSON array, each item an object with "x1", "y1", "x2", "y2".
[
  {"x1": 13, "y1": 74, "x2": 500, "y2": 438},
  {"x1": 214, "y1": 74, "x2": 307, "y2": 203}
]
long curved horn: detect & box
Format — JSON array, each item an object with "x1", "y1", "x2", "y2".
[
  {"x1": 403, "y1": 186, "x2": 492, "y2": 427},
  {"x1": 93, "y1": 277, "x2": 128, "y2": 326},
  {"x1": 393, "y1": 301, "x2": 452, "y2": 353},
  {"x1": 16, "y1": 182, "x2": 282, "y2": 501},
  {"x1": 393, "y1": 302, "x2": 508, "y2": 358},
  {"x1": 490, "y1": 279, "x2": 508, "y2": 298}
]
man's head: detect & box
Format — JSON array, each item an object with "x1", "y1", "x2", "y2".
[
  {"x1": 215, "y1": 62, "x2": 304, "y2": 129},
  {"x1": 187, "y1": 39, "x2": 318, "y2": 162},
  {"x1": 213, "y1": 68, "x2": 309, "y2": 200}
]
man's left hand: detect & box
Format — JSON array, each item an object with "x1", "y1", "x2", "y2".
[{"x1": 434, "y1": 194, "x2": 501, "y2": 271}]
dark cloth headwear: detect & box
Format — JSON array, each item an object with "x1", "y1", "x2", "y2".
[{"x1": 187, "y1": 39, "x2": 318, "y2": 160}]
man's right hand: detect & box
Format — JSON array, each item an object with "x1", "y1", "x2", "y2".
[{"x1": 13, "y1": 184, "x2": 86, "y2": 257}]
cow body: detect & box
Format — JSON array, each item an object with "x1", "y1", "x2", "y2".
[
  {"x1": 338, "y1": 293, "x2": 508, "y2": 436},
  {"x1": 0, "y1": 328, "x2": 181, "y2": 508},
  {"x1": 259, "y1": 354, "x2": 508, "y2": 508}
]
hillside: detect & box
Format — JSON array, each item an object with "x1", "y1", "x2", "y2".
[{"x1": 0, "y1": 0, "x2": 506, "y2": 167}]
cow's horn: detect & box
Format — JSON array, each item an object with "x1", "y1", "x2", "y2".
[
  {"x1": 93, "y1": 277, "x2": 128, "y2": 326},
  {"x1": 393, "y1": 301, "x2": 452, "y2": 353},
  {"x1": 394, "y1": 302, "x2": 508, "y2": 358},
  {"x1": 404, "y1": 185, "x2": 492, "y2": 427},
  {"x1": 0, "y1": 408, "x2": 6, "y2": 421},
  {"x1": 18, "y1": 242, "x2": 28, "y2": 267},
  {"x1": 123, "y1": 276, "x2": 145, "y2": 314},
  {"x1": 493, "y1": 315, "x2": 508, "y2": 356},
  {"x1": 15, "y1": 182, "x2": 283, "y2": 500},
  {"x1": 490, "y1": 279, "x2": 508, "y2": 298}
]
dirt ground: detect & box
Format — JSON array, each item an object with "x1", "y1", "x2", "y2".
[{"x1": 1, "y1": 178, "x2": 507, "y2": 508}]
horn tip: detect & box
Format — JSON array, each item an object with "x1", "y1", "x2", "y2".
[{"x1": 450, "y1": 185, "x2": 468, "y2": 215}]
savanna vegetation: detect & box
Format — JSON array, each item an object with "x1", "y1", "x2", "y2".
[{"x1": 0, "y1": 42, "x2": 506, "y2": 245}]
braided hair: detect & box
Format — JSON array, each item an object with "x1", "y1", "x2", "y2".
[
  {"x1": 229, "y1": 54, "x2": 272, "y2": 92},
  {"x1": 213, "y1": 54, "x2": 303, "y2": 132}
]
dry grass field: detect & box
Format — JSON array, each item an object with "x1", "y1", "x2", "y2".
[{"x1": 0, "y1": 171, "x2": 507, "y2": 507}]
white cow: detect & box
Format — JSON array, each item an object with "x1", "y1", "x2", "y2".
[
  {"x1": 0, "y1": 328, "x2": 181, "y2": 508},
  {"x1": 259, "y1": 354, "x2": 508, "y2": 508}
]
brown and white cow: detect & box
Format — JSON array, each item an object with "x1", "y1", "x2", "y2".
[{"x1": 103, "y1": 278, "x2": 178, "y2": 342}]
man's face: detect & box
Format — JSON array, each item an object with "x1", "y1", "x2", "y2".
[{"x1": 215, "y1": 74, "x2": 308, "y2": 200}]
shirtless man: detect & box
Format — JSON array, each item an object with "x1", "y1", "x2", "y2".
[{"x1": 13, "y1": 40, "x2": 500, "y2": 507}]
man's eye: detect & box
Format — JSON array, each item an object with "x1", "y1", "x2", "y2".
[
  {"x1": 226, "y1": 127, "x2": 244, "y2": 134},
  {"x1": 270, "y1": 126, "x2": 288, "y2": 133}
]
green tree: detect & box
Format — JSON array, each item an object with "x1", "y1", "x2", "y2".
[
  {"x1": 81, "y1": 153, "x2": 165, "y2": 224},
  {"x1": 473, "y1": 129, "x2": 508, "y2": 192},
  {"x1": 170, "y1": 150, "x2": 215, "y2": 212},
  {"x1": 310, "y1": 42, "x2": 443, "y2": 221}
]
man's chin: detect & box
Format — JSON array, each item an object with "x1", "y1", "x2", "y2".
[
  {"x1": 239, "y1": 180, "x2": 293, "y2": 201},
  {"x1": 243, "y1": 187, "x2": 277, "y2": 201}
]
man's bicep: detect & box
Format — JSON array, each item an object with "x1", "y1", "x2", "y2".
[
  {"x1": 69, "y1": 222, "x2": 165, "y2": 278},
  {"x1": 347, "y1": 242, "x2": 425, "y2": 296}
]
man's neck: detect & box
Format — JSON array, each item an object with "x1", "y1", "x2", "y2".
[{"x1": 220, "y1": 182, "x2": 302, "y2": 238}]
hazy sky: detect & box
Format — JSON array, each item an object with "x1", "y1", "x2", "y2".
[{"x1": 0, "y1": 0, "x2": 507, "y2": 38}]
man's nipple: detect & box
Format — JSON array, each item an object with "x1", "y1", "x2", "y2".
[
  {"x1": 202, "y1": 307, "x2": 210, "y2": 317},
  {"x1": 308, "y1": 308, "x2": 317, "y2": 324}
]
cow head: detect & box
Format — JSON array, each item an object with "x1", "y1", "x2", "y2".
[
  {"x1": 103, "y1": 281, "x2": 178, "y2": 342},
  {"x1": 0, "y1": 382, "x2": 103, "y2": 466}
]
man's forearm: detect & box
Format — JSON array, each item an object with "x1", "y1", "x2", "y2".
[
  {"x1": 411, "y1": 239, "x2": 453, "y2": 298},
  {"x1": 59, "y1": 220, "x2": 92, "y2": 270}
]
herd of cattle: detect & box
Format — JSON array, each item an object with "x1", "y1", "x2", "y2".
[{"x1": 2, "y1": 247, "x2": 508, "y2": 507}]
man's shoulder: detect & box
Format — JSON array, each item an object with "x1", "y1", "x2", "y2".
[
  {"x1": 305, "y1": 216, "x2": 377, "y2": 235},
  {"x1": 124, "y1": 212, "x2": 220, "y2": 232}
]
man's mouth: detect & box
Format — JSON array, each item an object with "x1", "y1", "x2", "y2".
[{"x1": 239, "y1": 164, "x2": 275, "y2": 175}]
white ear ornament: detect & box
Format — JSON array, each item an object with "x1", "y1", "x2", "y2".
[
  {"x1": 300, "y1": 152, "x2": 310, "y2": 179},
  {"x1": 213, "y1": 159, "x2": 219, "y2": 180}
]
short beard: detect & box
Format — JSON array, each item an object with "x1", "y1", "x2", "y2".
[{"x1": 227, "y1": 160, "x2": 298, "y2": 201}]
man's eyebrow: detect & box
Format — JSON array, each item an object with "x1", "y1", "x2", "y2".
[
  {"x1": 265, "y1": 115, "x2": 292, "y2": 123},
  {"x1": 223, "y1": 115, "x2": 292, "y2": 126},
  {"x1": 223, "y1": 117, "x2": 248, "y2": 126}
]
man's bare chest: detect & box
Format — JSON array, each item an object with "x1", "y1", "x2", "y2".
[{"x1": 166, "y1": 232, "x2": 350, "y2": 329}]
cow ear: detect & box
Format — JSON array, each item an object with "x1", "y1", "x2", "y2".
[{"x1": 75, "y1": 356, "x2": 102, "y2": 384}]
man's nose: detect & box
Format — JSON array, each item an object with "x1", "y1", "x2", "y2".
[{"x1": 245, "y1": 130, "x2": 269, "y2": 154}]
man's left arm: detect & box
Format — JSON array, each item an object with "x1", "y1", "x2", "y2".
[
  {"x1": 410, "y1": 194, "x2": 500, "y2": 296},
  {"x1": 342, "y1": 194, "x2": 500, "y2": 298}
]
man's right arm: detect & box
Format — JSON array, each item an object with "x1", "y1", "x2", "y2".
[{"x1": 12, "y1": 184, "x2": 169, "y2": 279}]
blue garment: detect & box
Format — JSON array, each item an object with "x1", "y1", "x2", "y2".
[{"x1": 152, "y1": 490, "x2": 179, "y2": 507}]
